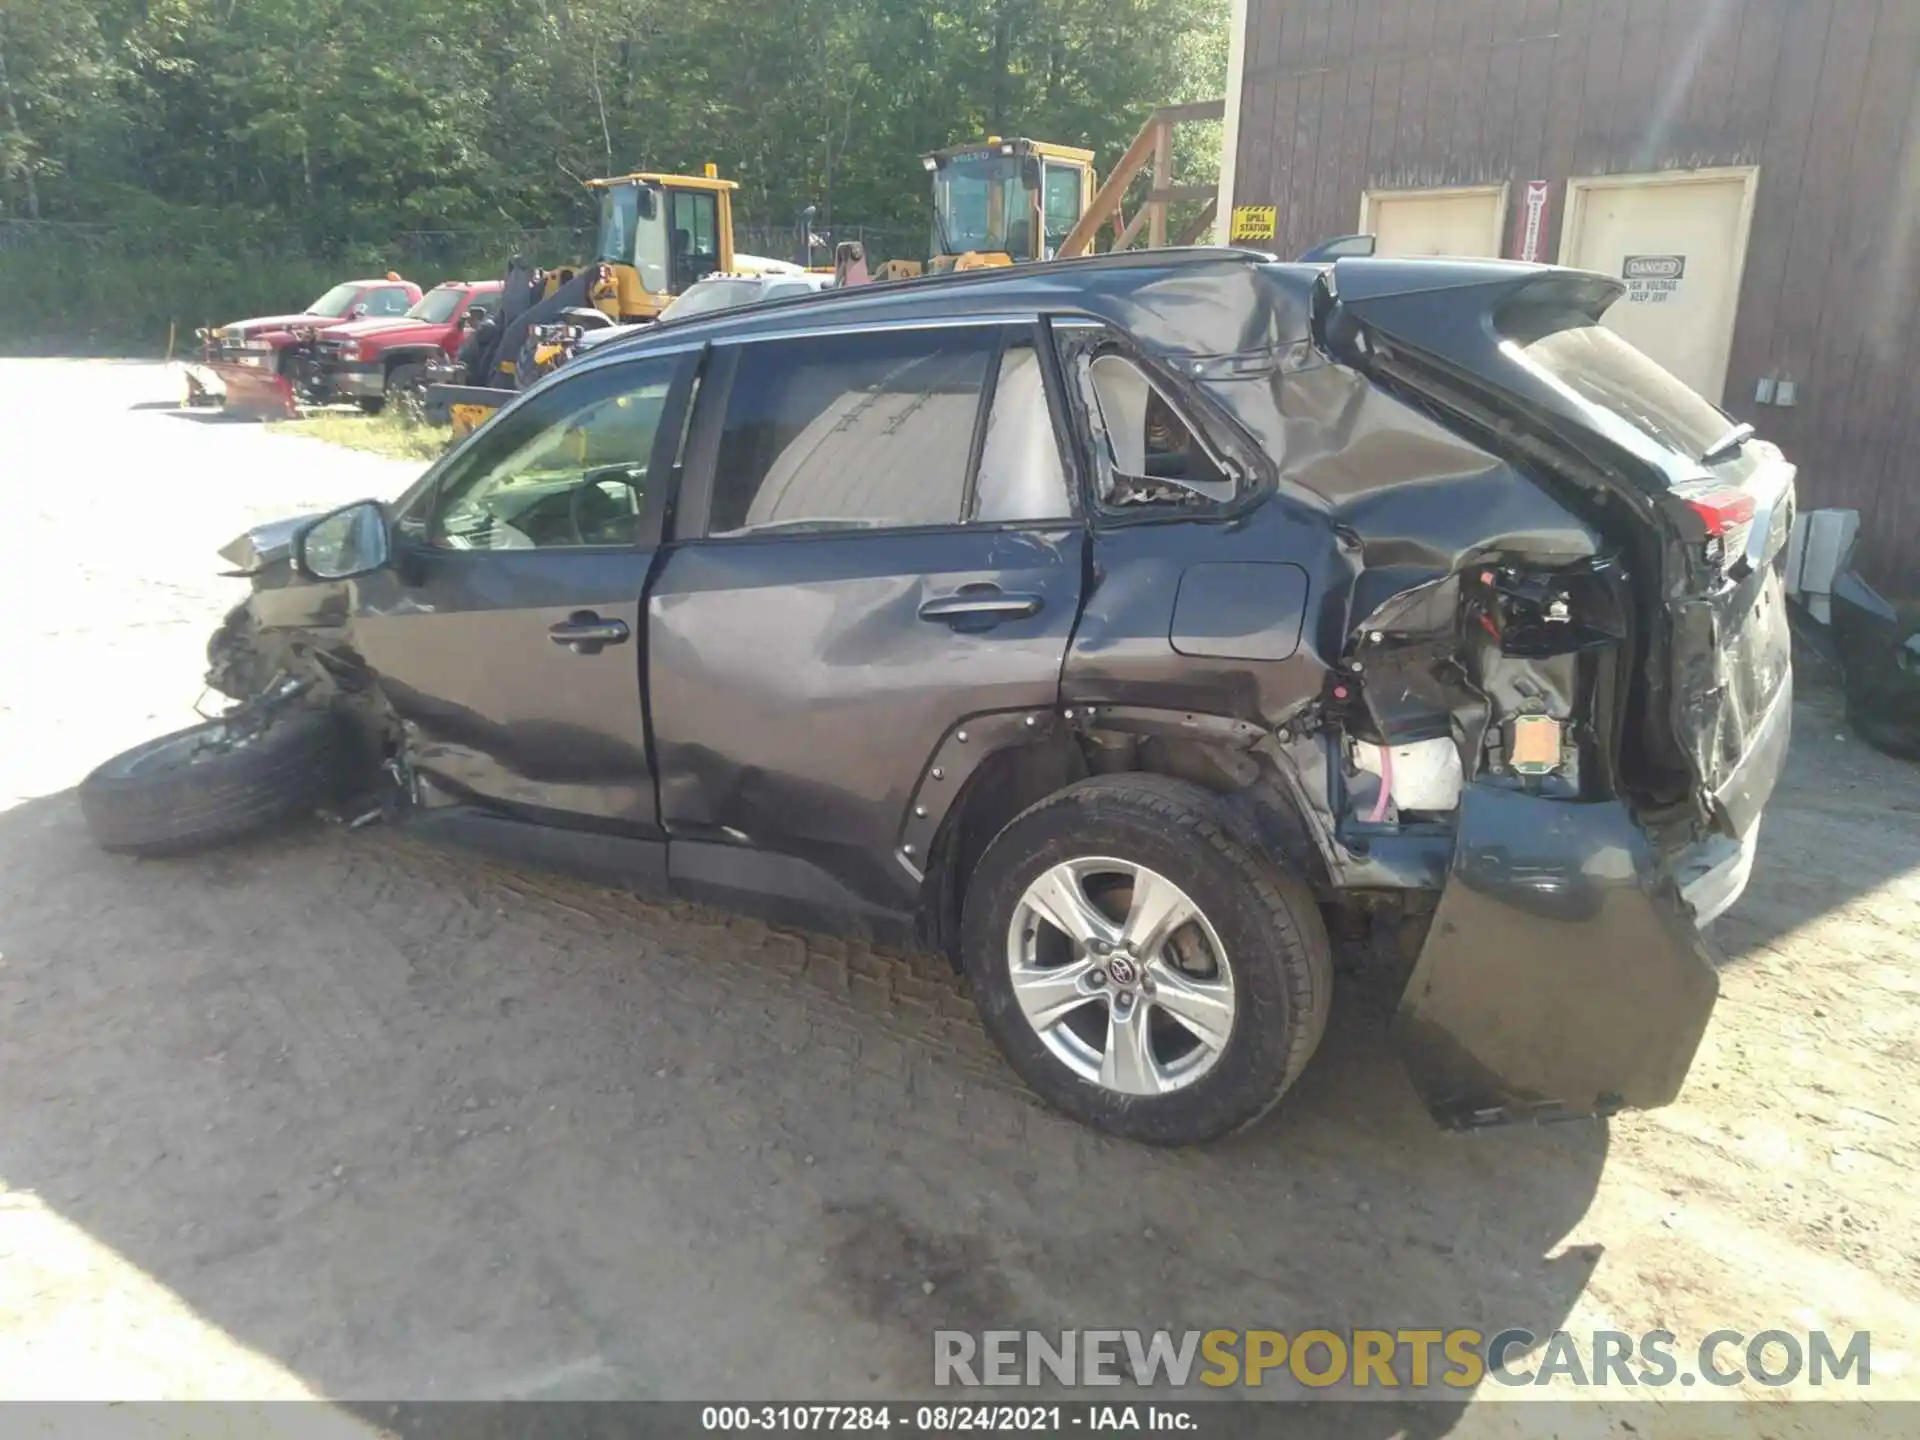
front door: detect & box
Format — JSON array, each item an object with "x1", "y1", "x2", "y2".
[
  {"x1": 648, "y1": 322, "x2": 1086, "y2": 913},
  {"x1": 1558, "y1": 169, "x2": 1757, "y2": 401},
  {"x1": 352, "y1": 351, "x2": 695, "y2": 832}
]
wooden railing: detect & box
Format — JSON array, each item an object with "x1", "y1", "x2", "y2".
[{"x1": 1054, "y1": 100, "x2": 1225, "y2": 259}]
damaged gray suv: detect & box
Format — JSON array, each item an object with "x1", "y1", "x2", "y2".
[{"x1": 82, "y1": 249, "x2": 1794, "y2": 1145}]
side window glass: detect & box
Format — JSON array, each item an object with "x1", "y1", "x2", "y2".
[
  {"x1": 1083, "y1": 353, "x2": 1236, "y2": 508},
  {"x1": 709, "y1": 328, "x2": 995, "y2": 536},
  {"x1": 671, "y1": 191, "x2": 720, "y2": 290},
  {"x1": 372, "y1": 287, "x2": 412, "y2": 316},
  {"x1": 1042, "y1": 165, "x2": 1083, "y2": 255},
  {"x1": 427, "y1": 359, "x2": 677, "y2": 551},
  {"x1": 972, "y1": 343, "x2": 1072, "y2": 522},
  {"x1": 634, "y1": 189, "x2": 671, "y2": 294}
]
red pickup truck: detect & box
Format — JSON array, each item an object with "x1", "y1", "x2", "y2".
[
  {"x1": 316, "y1": 281, "x2": 502, "y2": 413},
  {"x1": 185, "y1": 277, "x2": 423, "y2": 418}
]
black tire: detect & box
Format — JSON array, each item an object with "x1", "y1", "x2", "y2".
[
  {"x1": 385, "y1": 363, "x2": 428, "y2": 426},
  {"x1": 386, "y1": 360, "x2": 424, "y2": 401},
  {"x1": 79, "y1": 709, "x2": 350, "y2": 858},
  {"x1": 357, "y1": 396, "x2": 386, "y2": 415},
  {"x1": 1847, "y1": 692, "x2": 1920, "y2": 760},
  {"x1": 961, "y1": 774, "x2": 1332, "y2": 1145}
]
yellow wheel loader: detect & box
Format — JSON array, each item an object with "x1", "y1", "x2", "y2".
[
  {"x1": 850, "y1": 105, "x2": 1226, "y2": 286},
  {"x1": 586, "y1": 168, "x2": 742, "y2": 321},
  {"x1": 428, "y1": 166, "x2": 759, "y2": 436},
  {"x1": 873, "y1": 136, "x2": 1096, "y2": 281}
]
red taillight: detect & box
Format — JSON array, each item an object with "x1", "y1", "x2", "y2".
[{"x1": 1683, "y1": 489, "x2": 1756, "y2": 537}]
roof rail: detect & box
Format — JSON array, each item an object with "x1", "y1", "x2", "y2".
[
  {"x1": 847, "y1": 245, "x2": 1271, "y2": 297},
  {"x1": 585, "y1": 246, "x2": 1276, "y2": 362}
]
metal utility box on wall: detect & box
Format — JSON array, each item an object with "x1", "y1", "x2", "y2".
[{"x1": 1217, "y1": 0, "x2": 1920, "y2": 593}]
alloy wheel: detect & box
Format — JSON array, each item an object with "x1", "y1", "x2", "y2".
[{"x1": 1005, "y1": 856, "x2": 1237, "y2": 1096}]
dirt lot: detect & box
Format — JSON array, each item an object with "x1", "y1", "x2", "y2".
[{"x1": 0, "y1": 360, "x2": 1915, "y2": 1430}]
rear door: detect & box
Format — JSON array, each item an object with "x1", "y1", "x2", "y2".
[
  {"x1": 351, "y1": 349, "x2": 696, "y2": 832},
  {"x1": 647, "y1": 320, "x2": 1086, "y2": 915}
]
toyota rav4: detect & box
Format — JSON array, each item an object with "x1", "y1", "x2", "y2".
[{"x1": 85, "y1": 249, "x2": 1794, "y2": 1146}]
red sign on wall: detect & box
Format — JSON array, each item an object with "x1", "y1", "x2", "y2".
[{"x1": 1512, "y1": 180, "x2": 1553, "y2": 262}]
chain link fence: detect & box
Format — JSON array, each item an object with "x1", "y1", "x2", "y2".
[
  {"x1": 732, "y1": 222, "x2": 920, "y2": 268},
  {"x1": 0, "y1": 215, "x2": 925, "y2": 347},
  {"x1": 3, "y1": 216, "x2": 920, "y2": 268}
]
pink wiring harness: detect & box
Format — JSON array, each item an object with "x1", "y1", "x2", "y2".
[{"x1": 1367, "y1": 743, "x2": 1394, "y2": 823}]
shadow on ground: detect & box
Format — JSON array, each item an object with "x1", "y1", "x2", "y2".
[
  {"x1": 152, "y1": 405, "x2": 264, "y2": 424},
  {"x1": 0, "y1": 786, "x2": 1615, "y2": 1428}
]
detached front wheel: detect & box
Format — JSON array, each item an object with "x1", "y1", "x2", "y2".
[
  {"x1": 80, "y1": 709, "x2": 350, "y2": 857},
  {"x1": 961, "y1": 775, "x2": 1332, "y2": 1145}
]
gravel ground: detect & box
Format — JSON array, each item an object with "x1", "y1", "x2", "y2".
[{"x1": 0, "y1": 361, "x2": 1915, "y2": 1433}]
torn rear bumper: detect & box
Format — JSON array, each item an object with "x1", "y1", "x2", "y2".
[{"x1": 1392, "y1": 786, "x2": 1723, "y2": 1128}]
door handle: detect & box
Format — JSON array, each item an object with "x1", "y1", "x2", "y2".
[
  {"x1": 548, "y1": 612, "x2": 630, "y2": 654},
  {"x1": 918, "y1": 588, "x2": 1044, "y2": 624}
]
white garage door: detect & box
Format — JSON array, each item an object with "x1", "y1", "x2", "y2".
[
  {"x1": 1559, "y1": 169, "x2": 1758, "y2": 402},
  {"x1": 1361, "y1": 186, "x2": 1507, "y2": 259}
]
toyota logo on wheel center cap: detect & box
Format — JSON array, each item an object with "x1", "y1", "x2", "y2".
[{"x1": 1106, "y1": 955, "x2": 1139, "y2": 987}]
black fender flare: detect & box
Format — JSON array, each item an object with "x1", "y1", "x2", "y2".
[
  {"x1": 897, "y1": 708, "x2": 1072, "y2": 880},
  {"x1": 898, "y1": 709, "x2": 1084, "y2": 961},
  {"x1": 901, "y1": 703, "x2": 1342, "y2": 961}
]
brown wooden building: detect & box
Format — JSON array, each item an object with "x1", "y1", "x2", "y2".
[{"x1": 1216, "y1": 0, "x2": 1920, "y2": 590}]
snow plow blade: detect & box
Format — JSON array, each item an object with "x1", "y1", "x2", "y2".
[
  {"x1": 207, "y1": 361, "x2": 299, "y2": 420},
  {"x1": 1393, "y1": 785, "x2": 1721, "y2": 1128}
]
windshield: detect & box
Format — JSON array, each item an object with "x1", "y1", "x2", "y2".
[
  {"x1": 406, "y1": 287, "x2": 466, "y2": 324},
  {"x1": 596, "y1": 184, "x2": 641, "y2": 264},
  {"x1": 660, "y1": 278, "x2": 764, "y2": 322},
  {"x1": 307, "y1": 283, "x2": 362, "y2": 318},
  {"x1": 599, "y1": 182, "x2": 669, "y2": 293},
  {"x1": 932, "y1": 153, "x2": 1035, "y2": 258}
]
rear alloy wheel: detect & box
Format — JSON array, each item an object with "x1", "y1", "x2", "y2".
[
  {"x1": 1007, "y1": 855, "x2": 1238, "y2": 1093},
  {"x1": 962, "y1": 775, "x2": 1331, "y2": 1144}
]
